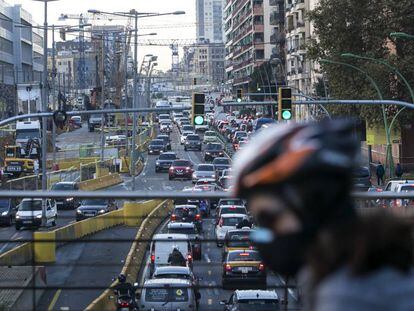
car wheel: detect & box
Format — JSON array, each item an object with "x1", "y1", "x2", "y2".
[
  {"x1": 8, "y1": 216, "x2": 13, "y2": 226},
  {"x1": 184, "y1": 147, "x2": 187, "y2": 151},
  {"x1": 52, "y1": 217, "x2": 57, "y2": 227},
  {"x1": 15, "y1": 224, "x2": 21, "y2": 230}
]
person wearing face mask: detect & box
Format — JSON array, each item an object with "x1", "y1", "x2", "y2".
[{"x1": 232, "y1": 120, "x2": 414, "y2": 311}]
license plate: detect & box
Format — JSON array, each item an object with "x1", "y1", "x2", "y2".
[
  {"x1": 7, "y1": 166, "x2": 21, "y2": 172},
  {"x1": 85, "y1": 213, "x2": 95, "y2": 217},
  {"x1": 240, "y1": 267, "x2": 252, "y2": 273},
  {"x1": 23, "y1": 220, "x2": 32, "y2": 224},
  {"x1": 176, "y1": 171, "x2": 184, "y2": 175}
]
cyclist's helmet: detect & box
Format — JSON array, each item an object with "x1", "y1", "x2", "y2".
[{"x1": 118, "y1": 274, "x2": 127, "y2": 283}]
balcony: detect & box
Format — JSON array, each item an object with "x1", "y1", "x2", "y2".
[
  {"x1": 296, "y1": 20, "x2": 306, "y2": 29},
  {"x1": 269, "y1": 0, "x2": 283, "y2": 6},
  {"x1": 253, "y1": 4, "x2": 263, "y2": 15},
  {"x1": 270, "y1": 11, "x2": 284, "y2": 25},
  {"x1": 233, "y1": 25, "x2": 253, "y2": 44},
  {"x1": 253, "y1": 24, "x2": 264, "y2": 32},
  {"x1": 233, "y1": 76, "x2": 250, "y2": 86}
]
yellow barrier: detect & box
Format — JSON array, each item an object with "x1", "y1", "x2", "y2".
[
  {"x1": 33, "y1": 231, "x2": 56, "y2": 263},
  {"x1": 86, "y1": 200, "x2": 174, "y2": 311},
  {"x1": 0, "y1": 243, "x2": 33, "y2": 266},
  {"x1": 78, "y1": 173, "x2": 122, "y2": 191}
]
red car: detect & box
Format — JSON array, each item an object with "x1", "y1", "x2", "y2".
[{"x1": 169, "y1": 159, "x2": 194, "y2": 180}]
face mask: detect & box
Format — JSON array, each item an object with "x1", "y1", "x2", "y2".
[{"x1": 251, "y1": 228, "x2": 309, "y2": 276}]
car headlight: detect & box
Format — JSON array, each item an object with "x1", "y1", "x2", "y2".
[
  {"x1": 76, "y1": 210, "x2": 82, "y2": 214},
  {"x1": 66, "y1": 198, "x2": 74, "y2": 202},
  {"x1": 98, "y1": 209, "x2": 106, "y2": 214},
  {"x1": 206, "y1": 152, "x2": 211, "y2": 155},
  {"x1": 15, "y1": 214, "x2": 20, "y2": 219},
  {"x1": 36, "y1": 214, "x2": 42, "y2": 219},
  {"x1": 156, "y1": 161, "x2": 160, "y2": 165},
  {"x1": 1, "y1": 211, "x2": 8, "y2": 216}
]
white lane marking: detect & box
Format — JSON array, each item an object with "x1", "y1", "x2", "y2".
[
  {"x1": 0, "y1": 232, "x2": 21, "y2": 253},
  {"x1": 204, "y1": 253, "x2": 211, "y2": 263},
  {"x1": 208, "y1": 270, "x2": 212, "y2": 276},
  {"x1": 208, "y1": 298, "x2": 213, "y2": 305},
  {"x1": 212, "y1": 281, "x2": 220, "y2": 295}
]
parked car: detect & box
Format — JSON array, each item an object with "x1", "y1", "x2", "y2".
[
  {"x1": 155, "y1": 152, "x2": 177, "y2": 172},
  {"x1": 76, "y1": 199, "x2": 117, "y2": 221},
  {"x1": 51, "y1": 182, "x2": 80, "y2": 209},
  {"x1": 0, "y1": 198, "x2": 18, "y2": 226},
  {"x1": 353, "y1": 166, "x2": 372, "y2": 191},
  {"x1": 169, "y1": 159, "x2": 194, "y2": 180},
  {"x1": 15, "y1": 198, "x2": 57, "y2": 230}
]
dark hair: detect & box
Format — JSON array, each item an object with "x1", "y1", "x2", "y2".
[{"x1": 307, "y1": 211, "x2": 413, "y2": 283}]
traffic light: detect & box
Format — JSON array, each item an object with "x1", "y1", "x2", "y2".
[
  {"x1": 59, "y1": 28, "x2": 66, "y2": 41},
  {"x1": 193, "y1": 78, "x2": 197, "y2": 85},
  {"x1": 236, "y1": 89, "x2": 243, "y2": 102},
  {"x1": 278, "y1": 87, "x2": 293, "y2": 120},
  {"x1": 192, "y1": 93, "x2": 205, "y2": 126}
]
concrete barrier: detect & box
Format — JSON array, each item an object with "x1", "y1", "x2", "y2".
[
  {"x1": 0, "y1": 243, "x2": 33, "y2": 266},
  {"x1": 86, "y1": 199, "x2": 173, "y2": 311},
  {"x1": 78, "y1": 173, "x2": 122, "y2": 191}
]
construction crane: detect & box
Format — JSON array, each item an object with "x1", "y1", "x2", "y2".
[{"x1": 59, "y1": 13, "x2": 89, "y2": 92}]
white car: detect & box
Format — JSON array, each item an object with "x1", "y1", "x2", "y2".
[
  {"x1": 180, "y1": 131, "x2": 194, "y2": 144},
  {"x1": 15, "y1": 198, "x2": 57, "y2": 230},
  {"x1": 215, "y1": 213, "x2": 248, "y2": 247},
  {"x1": 173, "y1": 112, "x2": 184, "y2": 123},
  {"x1": 160, "y1": 121, "x2": 172, "y2": 133}
]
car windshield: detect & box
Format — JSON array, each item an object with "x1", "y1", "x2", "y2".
[
  {"x1": 173, "y1": 161, "x2": 191, "y2": 167},
  {"x1": 19, "y1": 200, "x2": 42, "y2": 211},
  {"x1": 206, "y1": 144, "x2": 222, "y2": 151},
  {"x1": 175, "y1": 208, "x2": 198, "y2": 216},
  {"x1": 16, "y1": 131, "x2": 39, "y2": 140},
  {"x1": 0, "y1": 199, "x2": 9, "y2": 211},
  {"x1": 198, "y1": 165, "x2": 214, "y2": 171},
  {"x1": 187, "y1": 135, "x2": 200, "y2": 141},
  {"x1": 222, "y1": 217, "x2": 245, "y2": 226},
  {"x1": 151, "y1": 140, "x2": 164, "y2": 146},
  {"x1": 168, "y1": 227, "x2": 197, "y2": 235},
  {"x1": 214, "y1": 159, "x2": 230, "y2": 165},
  {"x1": 237, "y1": 300, "x2": 279, "y2": 311},
  {"x1": 228, "y1": 251, "x2": 261, "y2": 262},
  {"x1": 90, "y1": 114, "x2": 101, "y2": 118},
  {"x1": 226, "y1": 231, "x2": 251, "y2": 247},
  {"x1": 159, "y1": 153, "x2": 176, "y2": 160},
  {"x1": 51, "y1": 183, "x2": 75, "y2": 190},
  {"x1": 220, "y1": 199, "x2": 243, "y2": 206},
  {"x1": 81, "y1": 199, "x2": 107, "y2": 206},
  {"x1": 145, "y1": 287, "x2": 188, "y2": 302},
  {"x1": 183, "y1": 126, "x2": 194, "y2": 131},
  {"x1": 205, "y1": 132, "x2": 215, "y2": 137},
  {"x1": 236, "y1": 132, "x2": 247, "y2": 137}
]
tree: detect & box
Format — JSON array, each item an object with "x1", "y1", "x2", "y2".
[{"x1": 307, "y1": 0, "x2": 414, "y2": 126}]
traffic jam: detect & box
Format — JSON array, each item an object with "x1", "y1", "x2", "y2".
[{"x1": 131, "y1": 99, "x2": 288, "y2": 311}]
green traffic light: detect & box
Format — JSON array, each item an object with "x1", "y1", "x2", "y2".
[
  {"x1": 194, "y1": 115, "x2": 204, "y2": 125},
  {"x1": 282, "y1": 110, "x2": 292, "y2": 120}
]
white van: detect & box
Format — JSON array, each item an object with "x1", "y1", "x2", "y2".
[
  {"x1": 149, "y1": 233, "x2": 193, "y2": 276},
  {"x1": 139, "y1": 278, "x2": 200, "y2": 311}
]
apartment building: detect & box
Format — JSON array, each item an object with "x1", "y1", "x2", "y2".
[
  {"x1": 196, "y1": 0, "x2": 224, "y2": 43},
  {"x1": 285, "y1": 0, "x2": 319, "y2": 95},
  {"x1": 224, "y1": 0, "x2": 285, "y2": 91}
]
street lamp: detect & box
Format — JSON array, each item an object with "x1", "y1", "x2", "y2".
[
  {"x1": 88, "y1": 8, "x2": 185, "y2": 191},
  {"x1": 33, "y1": 0, "x2": 58, "y2": 225},
  {"x1": 320, "y1": 58, "x2": 392, "y2": 173},
  {"x1": 390, "y1": 32, "x2": 414, "y2": 40},
  {"x1": 341, "y1": 53, "x2": 414, "y2": 103}
]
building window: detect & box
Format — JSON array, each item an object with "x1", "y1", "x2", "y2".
[
  {"x1": 0, "y1": 37, "x2": 13, "y2": 55},
  {"x1": 0, "y1": 13, "x2": 13, "y2": 32}
]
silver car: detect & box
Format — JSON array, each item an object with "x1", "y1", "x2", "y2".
[
  {"x1": 139, "y1": 278, "x2": 200, "y2": 311},
  {"x1": 192, "y1": 164, "x2": 216, "y2": 183}
]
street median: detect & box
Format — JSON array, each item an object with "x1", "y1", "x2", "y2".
[
  {"x1": 86, "y1": 199, "x2": 174, "y2": 311},
  {"x1": 78, "y1": 173, "x2": 123, "y2": 191}
]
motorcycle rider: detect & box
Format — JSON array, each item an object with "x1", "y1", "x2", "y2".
[
  {"x1": 232, "y1": 120, "x2": 414, "y2": 310},
  {"x1": 113, "y1": 274, "x2": 137, "y2": 308},
  {"x1": 168, "y1": 247, "x2": 186, "y2": 266}
]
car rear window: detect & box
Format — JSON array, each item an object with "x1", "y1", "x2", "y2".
[
  {"x1": 222, "y1": 216, "x2": 245, "y2": 226},
  {"x1": 151, "y1": 140, "x2": 164, "y2": 146},
  {"x1": 198, "y1": 165, "x2": 214, "y2": 171},
  {"x1": 187, "y1": 135, "x2": 200, "y2": 141},
  {"x1": 237, "y1": 299, "x2": 279, "y2": 311},
  {"x1": 174, "y1": 207, "x2": 198, "y2": 216},
  {"x1": 168, "y1": 227, "x2": 197, "y2": 235},
  {"x1": 220, "y1": 199, "x2": 243, "y2": 206},
  {"x1": 221, "y1": 207, "x2": 246, "y2": 215},
  {"x1": 228, "y1": 251, "x2": 261, "y2": 262},
  {"x1": 226, "y1": 231, "x2": 251, "y2": 247},
  {"x1": 51, "y1": 183, "x2": 76, "y2": 190},
  {"x1": 145, "y1": 287, "x2": 188, "y2": 302},
  {"x1": 173, "y1": 161, "x2": 191, "y2": 167},
  {"x1": 214, "y1": 158, "x2": 230, "y2": 164},
  {"x1": 153, "y1": 273, "x2": 190, "y2": 280}
]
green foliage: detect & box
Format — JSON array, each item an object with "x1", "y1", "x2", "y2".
[{"x1": 307, "y1": 0, "x2": 414, "y2": 126}]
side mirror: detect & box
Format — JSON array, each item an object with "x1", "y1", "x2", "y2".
[{"x1": 219, "y1": 300, "x2": 227, "y2": 305}]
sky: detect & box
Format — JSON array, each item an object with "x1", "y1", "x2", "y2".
[{"x1": 7, "y1": 0, "x2": 196, "y2": 70}]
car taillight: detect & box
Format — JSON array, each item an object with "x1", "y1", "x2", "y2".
[
  {"x1": 119, "y1": 301, "x2": 130, "y2": 307},
  {"x1": 219, "y1": 219, "x2": 223, "y2": 227},
  {"x1": 187, "y1": 254, "x2": 193, "y2": 262},
  {"x1": 259, "y1": 263, "x2": 265, "y2": 271},
  {"x1": 195, "y1": 214, "x2": 201, "y2": 220},
  {"x1": 186, "y1": 167, "x2": 191, "y2": 170},
  {"x1": 224, "y1": 264, "x2": 232, "y2": 272},
  {"x1": 171, "y1": 214, "x2": 177, "y2": 221},
  {"x1": 150, "y1": 253, "x2": 155, "y2": 263}
]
